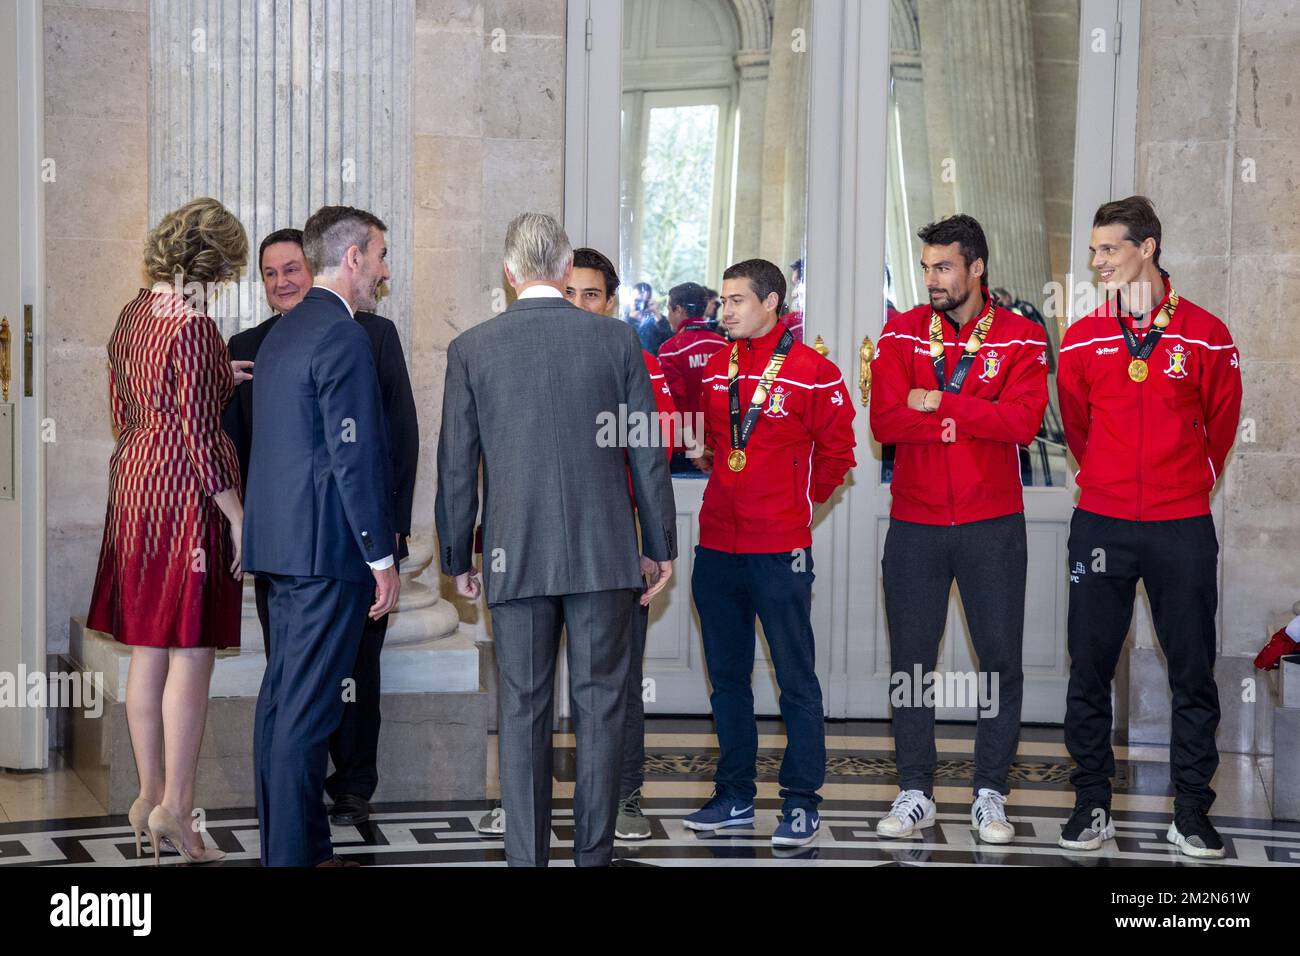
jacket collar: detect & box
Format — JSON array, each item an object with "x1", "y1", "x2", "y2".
[
  {"x1": 302, "y1": 285, "x2": 354, "y2": 318},
  {"x1": 741, "y1": 319, "x2": 789, "y2": 352},
  {"x1": 1103, "y1": 271, "x2": 1173, "y2": 325},
  {"x1": 504, "y1": 296, "x2": 582, "y2": 314}
]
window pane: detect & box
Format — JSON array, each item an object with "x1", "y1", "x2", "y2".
[{"x1": 639, "y1": 104, "x2": 719, "y2": 294}]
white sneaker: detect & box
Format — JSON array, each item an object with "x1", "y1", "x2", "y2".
[
  {"x1": 876, "y1": 789, "x2": 936, "y2": 838},
  {"x1": 971, "y1": 788, "x2": 1014, "y2": 844}
]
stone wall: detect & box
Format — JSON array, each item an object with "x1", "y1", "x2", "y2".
[
  {"x1": 1130, "y1": 0, "x2": 1300, "y2": 751},
  {"x1": 43, "y1": 0, "x2": 149, "y2": 656},
  {"x1": 1136, "y1": 0, "x2": 1300, "y2": 652},
  {"x1": 409, "y1": 0, "x2": 567, "y2": 622},
  {"x1": 41, "y1": 0, "x2": 567, "y2": 651}
]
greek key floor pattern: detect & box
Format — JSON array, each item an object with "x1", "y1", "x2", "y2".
[{"x1": 0, "y1": 719, "x2": 1289, "y2": 866}]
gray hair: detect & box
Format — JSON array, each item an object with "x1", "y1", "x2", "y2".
[
  {"x1": 303, "y1": 205, "x2": 388, "y2": 274},
  {"x1": 504, "y1": 212, "x2": 573, "y2": 284}
]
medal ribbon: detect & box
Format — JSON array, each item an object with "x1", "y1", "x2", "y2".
[
  {"x1": 729, "y1": 328, "x2": 795, "y2": 453},
  {"x1": 930, "y1": 298, "x2": 996, "y2": 393},
  {"x1": 1118, "y1": 289, "x2": 1179, "y2": 363}
]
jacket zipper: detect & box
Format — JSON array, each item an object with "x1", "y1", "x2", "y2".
[
  {"x1": 943, "y1": 335, "x2": 956, "y2": 525},
  {"x1": 1136, "y1": 361, "x2": 1144, "y2": 520},
  {"x1": 732, "y1": 338, "x2": 755, "y2": 553}
]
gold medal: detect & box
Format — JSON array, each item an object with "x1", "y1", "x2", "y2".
[
  {"x1": 727, "y1": 449, "x2": 747, "y2": 472},
  {"x1": 1128, "y1": 358, "x2": 1148, "y2": 382}
]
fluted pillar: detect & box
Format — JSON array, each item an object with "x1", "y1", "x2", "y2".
[
  {"x1": 916, "y1": 0, "x2": 1052, "y2": 305},
  {"x1": 148, "y1": 0, "x2": 414, "y2": 347}
]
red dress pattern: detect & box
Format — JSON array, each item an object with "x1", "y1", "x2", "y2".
[{"x1": 87, "y1": 289, "x2": 242, "y2": 649}]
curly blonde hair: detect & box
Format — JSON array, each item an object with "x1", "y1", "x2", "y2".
[{"x1": 144, "y1": 197, "x2": 249, "y2": 285}]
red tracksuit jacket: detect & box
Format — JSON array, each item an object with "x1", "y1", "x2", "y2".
[
  {"x1": 871, "y1": 302, "x2": 1049, "y2": 525},
  {"x1": 698, "y1": 322, "x2": 857, "y2": 553},
  {"x1": 658, "y1": 321, "x2": 728, "y2": 419},
  {"x1": 643, "y1": 350, "x2": 676, "y2": 462},
  {"x1": 1058, "y1": 280, "x2": 1242, "y2": 521}
]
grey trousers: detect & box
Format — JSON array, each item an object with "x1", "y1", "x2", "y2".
[
  {"x1": 489, "y1": 588, "x2": 637, "y2": 867},
  {"x1": 881, "y1": 513, "x2": 1027, "y2": 796},
  {"x1": 619, "y1": 598, "x2": 649, "y2": 800}
]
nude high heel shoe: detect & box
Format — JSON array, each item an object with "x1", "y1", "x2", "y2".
[
  {"x1": 146, "y1": 806, "x2": 227, "y2": 865},
  {"x1": 128, "y1": 798, "x2": 154, "y2": 858}
]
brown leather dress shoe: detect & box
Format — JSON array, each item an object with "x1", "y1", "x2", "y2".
[{"x1": 315, "y1": 855, "x2": 360, "y2": 867}]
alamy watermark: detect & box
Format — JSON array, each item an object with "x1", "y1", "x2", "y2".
[
  {"x1": 0, "y1": 667, "x2": 104, "y2": 719},
  {"x1": 889, "y1": 665, "x2": 999, "y2": 718}
]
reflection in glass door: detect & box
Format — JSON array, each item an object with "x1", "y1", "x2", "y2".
[
  {"x1": 617, "y1": 0, "x2": 816, "y2": 714},
  {"x1": 883, "y1": 0, "x2": 1077, "y2": 489}
]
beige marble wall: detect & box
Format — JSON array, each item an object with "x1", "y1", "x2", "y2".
[
  {"x1": 41, "y1": 0, "x2": 567, "y2": 649},
  {"x1": 410, "y1": 0, "x2": 566, "y2": 617},
  {"x1": 43, "y1": 0, "x2": 149, "y2": 654},
  {"x1": 1136, "y1": 0, "x2": 1300, "y2": 656}
]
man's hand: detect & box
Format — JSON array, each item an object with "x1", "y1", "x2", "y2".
[
  {"x1": 692, "y1": 446, "x2": 714, "y2": 473},
  {"x1": 908, "y1": 388, "x2": 943, "y2": 412},
  {"x1": 454, "y1": 570, "x2": 482, "y2": 600},
  {"x1": 369, "y1": 564, "x2": 401, "y2": 620},
  {"x1": 231, "y1": 359, "x2": 254, "y2": 384},
  {"x1": 640, "y1": 556, "x2": 673, "y2": 606}
]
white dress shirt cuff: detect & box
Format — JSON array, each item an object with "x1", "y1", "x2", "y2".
[{"x1": 367, "y1": 555, "x2": 395, "y2": 571}]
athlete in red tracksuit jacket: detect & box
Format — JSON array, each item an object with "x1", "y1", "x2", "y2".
[
  {"x1": 682, "y1": 259, "x2": 855, "y2": 848},
  {"x1": 658, "y1": 317, "x2": 727, "y2": 463},
  {"x1": 868, "y1": 214, "x2": 1048, "y2": 846},
  {"x1": 1055, "y1": 197, "x2": 1243, "y2": 861}
]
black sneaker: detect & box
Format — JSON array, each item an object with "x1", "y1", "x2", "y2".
[
  {"x1": 1167, "y1": 806, "x2": 1226, "y2": 859},
  {"x1": 328, "y1": 794, "x2": 371, "y2": 826},
  {"x1": 1057, "y1": 802, "x2": 1114, "y2": 851}
]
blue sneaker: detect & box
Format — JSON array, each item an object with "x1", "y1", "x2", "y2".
[
  {"x1": 681, "y1": 791, "x2": 755, "y2": 831},
  {"x1": 772, "y1": 808, "x2": 820, "y2": 847}
]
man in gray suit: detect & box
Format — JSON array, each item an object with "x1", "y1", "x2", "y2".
[{"x1": 435, "y1": 213, "x2": 677, "y2": 867}]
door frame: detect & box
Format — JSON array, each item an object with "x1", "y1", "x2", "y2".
[
  {"x1": 0, "y1": 0, "x2": 48, "y2": 769},
  {"x1": 821, "y1": 0, "x2": 1143, "y2": 719}
]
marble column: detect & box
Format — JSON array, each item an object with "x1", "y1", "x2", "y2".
[
  {"x1": 731, "y1": 51, "x2": 770, "y2": 263},
  {"x1": 148, "y1": 0, "x2": 414, "y2": 347},
  {"x1": 916, "y1": 0, "x2": 1053, "y2": 306},
  {"x1": 148, "y1": 1, "x2": 455, "y2": 655}
]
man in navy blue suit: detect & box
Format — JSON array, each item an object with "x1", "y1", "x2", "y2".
[
  {"x1": 224, "y1": 227, "x2": 419, "y2": 828},
  {"x1": 243, "y1": 205, "x2": 401, "y2": 868}
]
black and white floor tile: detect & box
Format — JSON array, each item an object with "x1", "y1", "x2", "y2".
[{"x1": 0, "y1": 719, "x2": 1290, "y2": 867}]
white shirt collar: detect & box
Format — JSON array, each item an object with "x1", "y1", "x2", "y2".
[
  {"x1": 516, "y1": 285, "x2": 564, "y2": 300},
  {"x1": 313, "y1": 283, "x2": 355, "y2": 318}
]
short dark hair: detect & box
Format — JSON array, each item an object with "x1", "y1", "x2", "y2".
[
  {"x1": 258, "y1": 228, "x2": 305, "y2": 270},
  {"x1": 572, "y1": 247, "x2": 620, "y2": 298},
  {"x1": 634, "y1": 281, "x2": 652, "y2": 294},
  {"x1": 790, "y1": 258, "x2": 804, "y2": 280},
  {"x1": 723, "y1": 258, "x2": 786, "y2": 313},
  {"x1": 668, "y1": 281, "x2": 709, "y2": 318},
  {"x1": 917, "y1": 214, "x2": 989, "y2": 272},
  {"x1": 302, "y1": 205, "x2": 387, "y2": 274},
  {"x1": 1093, "y1": 195, "x2": 1162, "y2": 267}
]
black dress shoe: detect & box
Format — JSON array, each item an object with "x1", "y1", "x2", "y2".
[
  {"x1": 316, "y1": 855, "x2": 360, "y2": 868},
  {"x1": 329, "y1": 794, "x2": 372, "y2": 825}
]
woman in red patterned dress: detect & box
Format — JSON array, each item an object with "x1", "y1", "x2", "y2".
[{"x1": 87, "y1": 197, "x2": 248, "y2": 864}]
